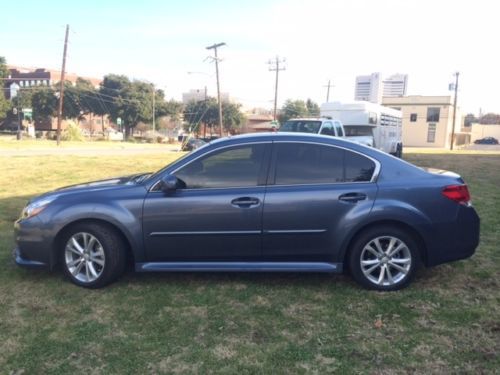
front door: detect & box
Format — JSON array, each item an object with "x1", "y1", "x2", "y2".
[{"x1": 143, "y1": 143, "x2": 270, "y2": 261}]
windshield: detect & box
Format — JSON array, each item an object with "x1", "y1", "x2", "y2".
[
  {"x1": 280, "y1": 120, "x2": 322, "y2": 134},
  {"x1": 344, "y1": 126, "x2": 374, "y2": 137}
]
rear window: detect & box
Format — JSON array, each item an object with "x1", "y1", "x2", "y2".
[
  {"x1": 345, "y1": 151, "x2": 375, "y2": 182},
  {"x1": 273, "y1": 143, "x2": 376, "y2": 185}
]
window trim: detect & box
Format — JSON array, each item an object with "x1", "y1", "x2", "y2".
[
  {"x1": 149, "y1": 142, "x2": 272, "y2": 192},
  {"x1": 267, "y1": 141, "x2": 380, "y2": 186},
  {"x1": 150, "y1": 140, "x2": 381, "y2": 192}
]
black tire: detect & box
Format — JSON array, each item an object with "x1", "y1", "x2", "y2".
[
  {"x1": 60, "y1": 222, "x2": 126, "y2": 288},
  {"x1": 348, "y1": 226, "x2": 420, "y2": 291}
]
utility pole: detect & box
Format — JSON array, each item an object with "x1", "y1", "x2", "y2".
[
  {"x1": 206, "y1": 42, "x2": 226, "y2": 137},
  {"x1": 324, "y1": 80, "x2": 334, "y2": 102},
  {"x1": 56, "y1": 24, "x2": 69, "y2": 146},
  {"x1": 268, "y1": 56, "x2": 286, "y2": 121},
  {"x1": 450, "y1": 72, "x2": 459, "y2": 151},
  {"x1": 152, "y1": 84, "x2": 155, "y2": 133}
]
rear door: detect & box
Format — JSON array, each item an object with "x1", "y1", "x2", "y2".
[{"x1": 262, "y1": 142, "x2": 378, "y2": 262}]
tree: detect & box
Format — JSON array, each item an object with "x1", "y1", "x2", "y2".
[
  {"x1": 183, "y1": 98, "x2": 245, "y2": 136},
  {"x1": 278, "y1": 99, "x2": 321, "y2": 123},
  {"x1": 278, "y1": 99, "x2": 309, "y2": 123},
  {"x1": 31, "y1": 87, "x2": 58, "y2": 121},
  {"x1": 479, "y1": 113, "x2": 500, "y2": 125},
  {"x1": 0, "y1": 56, "x2": 8, "y2": 79},
  {"x1": 98, "y1": 75, "x2": 154, "y2": 138},
  {"x1": 306, "y1": 98, "x2": 320, "y2": 116},
  {"x1": 222, "y1": 101, "x2": 245, "y2": 133},
  {"x1": 0, "y1": 56, "x2": 10, "y2": 119},
  {"x1": 464, "y1": 113, "x2": 478, "y2": 127}
]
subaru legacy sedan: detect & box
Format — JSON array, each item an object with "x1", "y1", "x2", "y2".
[{"x1": 14, "y1": 133, "x2": 480, "y2": 291}]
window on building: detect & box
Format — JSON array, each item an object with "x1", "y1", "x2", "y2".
[
  {"x1": 426, "y1": 107, "x2": 440, "y2": 122},
  {"x1": 410, "y1": 113, "x2": 417, "y2": 122},
  {"x1": 427, "y1": 123, "x2": 436, "y2": 143}
]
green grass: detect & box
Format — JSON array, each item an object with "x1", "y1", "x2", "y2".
[
  {"x1": 0, "y1": 151, "x2": 499, "y2": 373},
  {"x1": 0, "y1": 134, "x2": 174, "y2": 150}
]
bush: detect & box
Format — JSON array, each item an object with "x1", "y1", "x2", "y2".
[{"x1": 61, "y1": 121, "x2": 84, "y2": 141}]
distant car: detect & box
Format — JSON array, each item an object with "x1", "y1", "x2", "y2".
[
  {"x1": 14, "y1": 133, "x2": 480, "y2": 291},
  {"x1": 0, "y1": 120, "x2": 25, "y2": 132},
  {"x1": 474, "y1": 137, "x2": 499, "y2": 145},
  {"x1": 181, "y1": 138, "x2": 206, "y2": 151}
]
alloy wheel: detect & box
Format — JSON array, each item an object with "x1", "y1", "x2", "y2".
[
  {"x1": 64, "y1": 232, "x2": 106, "y2": 283},
  {"x1": 360, "y1": 236, "x2": 412, "y2": 287}
]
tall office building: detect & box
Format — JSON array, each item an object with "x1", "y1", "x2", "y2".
[{"x1": 354, "y1": 73, "x2": 408, "y2": 103}]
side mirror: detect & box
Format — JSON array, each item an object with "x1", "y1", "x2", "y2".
[{"x1": 160, "y1": 174, "x2": 179, "y2": 193}]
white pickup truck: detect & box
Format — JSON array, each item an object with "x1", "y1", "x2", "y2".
[
  {"x1": 320, "y1": 101, "x2": 403, "y2": 157},
  {"x1": 278, "y1": 118, "x2": 346, "y2": 138}
]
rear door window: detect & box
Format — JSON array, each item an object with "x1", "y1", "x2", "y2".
[{"x1": 272, "y1": 143, "x2": 376, "y2": 185}]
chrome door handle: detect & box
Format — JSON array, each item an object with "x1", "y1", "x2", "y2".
[
  {"x1": 339, "y1": 193, "x2": 367, "y2": 203},
  {"x1": 231, "y1": 197, "x2": 260, "y2": 208}
]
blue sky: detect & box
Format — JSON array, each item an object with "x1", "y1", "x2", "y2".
[{"x1": 2, "y1": 0, "x2": 498, "y2": 113}]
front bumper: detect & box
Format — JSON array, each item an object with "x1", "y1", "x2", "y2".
[
  {"x1": 13, "y1": 247, "x2": 48, "y2": 269},
  {"x1": 14, "y1": 217, "x2": 54, "y2": 269}
]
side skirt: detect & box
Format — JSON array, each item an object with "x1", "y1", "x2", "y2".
[{"x1": 135, "y1": 262, "x2": 343, "y2": 273}]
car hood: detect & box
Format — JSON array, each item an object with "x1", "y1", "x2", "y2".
[
  {"x1": 345, "y1": 136, "x2": 374, "y2": 147},
  {"x1": 30, "y1": 173, "x2": 151, "y2": 204}
]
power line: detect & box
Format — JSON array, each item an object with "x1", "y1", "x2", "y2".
[{"x1": 268, "y1": 56, "x2": 286, "y2": 121}]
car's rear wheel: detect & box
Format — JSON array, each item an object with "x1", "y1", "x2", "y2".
[
  {"x1": 349, "y1": 226, "x2": 419, "y2": 291},
  {"x1": 60, "y1": 223, "x2": 126, "y2": 288}
]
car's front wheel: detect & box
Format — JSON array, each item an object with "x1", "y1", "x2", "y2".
[
  {"x1": 349, "y1": 226, "x2": 420, "y2": 291},
  {"x1": 60, "y1": 223, "x2": 126, "y2": 288}
]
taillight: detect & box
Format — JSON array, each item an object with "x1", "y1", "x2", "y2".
[{"x1": 442, "y1": 185, "x2": 471, "y2": 205}]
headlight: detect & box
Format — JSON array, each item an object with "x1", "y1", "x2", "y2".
[{"x1": 21, "y1": 196, "x2": 56, "y2": 220}]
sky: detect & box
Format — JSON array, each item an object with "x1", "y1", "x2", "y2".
[{"x1": 1, "y1": 0, "x2": 498, "y2": 114}]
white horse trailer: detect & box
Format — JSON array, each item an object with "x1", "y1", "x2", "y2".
[{"x1": 320, "y1": 101, "x2": 403, "y2": 157}]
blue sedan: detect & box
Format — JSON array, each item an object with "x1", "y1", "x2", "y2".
[{"x1": 14, "y1": 133, "x2": 480, "y2": 290}]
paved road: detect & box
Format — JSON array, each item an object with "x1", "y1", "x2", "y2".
[{"x1": 0, "y1": 145, "x2": 182, "y2": 157}]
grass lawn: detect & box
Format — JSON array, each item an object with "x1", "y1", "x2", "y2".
[
  {"x1": 0, "y1": 150, "x2": 499, "y2": 373},
  {"x1": 0, "y1": 134, "x2": 175, "y2": 150}
]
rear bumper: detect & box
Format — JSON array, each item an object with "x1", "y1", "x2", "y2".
[{"x1": 424, "y1": 205, "x2": 480, "y2": 267}]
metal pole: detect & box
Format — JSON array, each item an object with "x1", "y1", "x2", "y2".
[
  {"x1": 152, "y1": 84, "x2": 155, "y2": 133},
  {"x1": 273, "y1": 58, "x2": 279, "y2": 121},
  {"x1": 16, "y1": 108, "x2": 21, "y2": 140},
  {"x1": 214, "y1": 48, "x2": 223, "y2": 137},
  {"x1": 326, "y1": 80, "x2": 331, "y2": 102},
  {"x1": 450, "y1": 72, "x2": 459, "y2": 151},
  {"x1": 206, "y1": 43, "x2": 225, "y2": 137},
  {"x1": 268, "y1": 56, "x2": 286, "y2": 121},
  {"x1": 56, "y1": 24, "x2": 69, "y2": 146}
]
